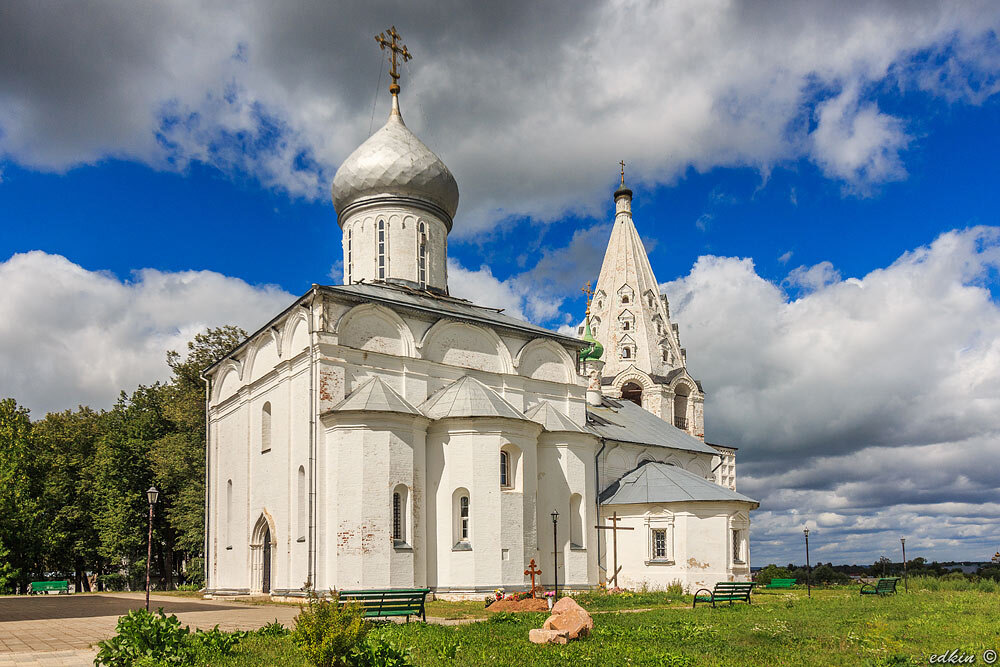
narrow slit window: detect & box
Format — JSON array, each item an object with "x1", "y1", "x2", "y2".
[
  {"x1": 377, "y1": 219, "x2": 385, "y2": 279},
  {"x1": 418, "y1": 222, "x2": 427, "y2": 287},
  {"x1": 460, "y1": 496, "x2": 469, "y2": 540},
  {"x1": 347, "y1": 228, "x2": 353, "y2": 283},
  {"x1": 393, "y1": 492, "x2": 401, "y2": 541},
  {"x1": 261, "y1": 402, "x2": 272, "y2": 452},
  {"x1": 500, "y1": 451, "x2": 509, "y2": 487}
]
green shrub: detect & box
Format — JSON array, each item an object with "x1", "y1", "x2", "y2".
[
  {"x1": 176, "y1": 583, "x2": 200, "y2": 591},
  {"x1": 183, "y1": 558, "x2": 205, "y2": 588},
  {"x1": 350, "y1": 637, "x2": 413, "y2": 667},
  {"x1": 292, "y1": 589, "x2": 371, "y2": 667},
  {"x1": 95, "y1": 608, "x2": 196, "y2": 666},
  {"x1": 94, "y1": 608, "x2": 267, "y2": 666},
  {"x1": 666, "y1": 580, "x2": 685, "y2": 596}
]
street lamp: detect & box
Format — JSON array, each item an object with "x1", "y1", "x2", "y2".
[
  {"x1": 146, "y1": 486, "x2": 159, "y2": 611},
  {"x1": 551, "y1": 510, "x2": 560, "y2": 599},
  {"x1": 803, "y1": 528, "x2": 811, "y2": 598},
  {"x1": 992, "y1": 551, "x2": 999, "y2": 565},
  {"x1": 900, "y1": 537, "x2": 907, "y2": 593}
]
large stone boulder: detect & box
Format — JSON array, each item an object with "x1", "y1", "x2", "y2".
[
  {"x1": 529, "y1": 628, "x2": 569, "y2": 644},
  {"x1": 540, "y1": 596, "x2": 594, "y2": 640}
]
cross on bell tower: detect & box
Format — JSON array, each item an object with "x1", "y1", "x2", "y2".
[{"x1": 375, "y1": 26, "x2": 412, "y2": 96}]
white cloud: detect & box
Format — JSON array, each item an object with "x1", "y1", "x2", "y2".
[
  {"x1": 784, "y1": 260, "x2": 842, "y2": 292},
  {"x1": 1, "y1": 3, "x2": 998, "y2": 231},
  {"x1": 661, "y1": 226, "x2": 1000, "y2": 562},
  {"x1": 778, "y1": 250, "x2": 794, "y2": 264},
  {"x1": 0, "y1": 251, "x2": 293, "y2": 416},
  {"x1": 810, "y1": 84, "x2": 911, "y2": 191}
]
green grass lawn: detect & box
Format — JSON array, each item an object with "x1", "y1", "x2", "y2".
[{"x1": 219, "y1": 587, "x2": 1000, "y2": 666}]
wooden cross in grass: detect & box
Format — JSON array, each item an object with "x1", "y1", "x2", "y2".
[
  {"x1": 524, "y1": 558, "x2": 542, "y2": 598},
  {"x1": 596, "y1": 511, "x2": 634, "y2": 588}
]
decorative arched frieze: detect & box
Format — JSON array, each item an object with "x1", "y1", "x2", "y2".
[
  {"x1": 514, "y1": 338, "x2": 576, "y2": 384},
  {"x1": 214, "y1": 361, "x2": 243, "y2": 403},
  {"x1": 611, "y1": 367, "x2": 655, "y2": 394},
  {"x1": 336, "y1": 302, "x2": 416, "y2": 357},
  {"x1": 419, "y1": 319, "x2": 514, "y2": 374},
  {"x1": 283, "y1": 312, "x2": 311, "y2": 358},
  {"x1": 247, "y1": 334, "x2": 280, "y2": 384}
]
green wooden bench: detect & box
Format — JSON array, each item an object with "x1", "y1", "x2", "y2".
[
  {"x1": 693, "y1": 581, "x2": 754, "y2": 608},
  {"x1": 337, "y1": 588, "x2": 430, "y2": 622},
  {"x1": 29, "y1": 580, "x2": 69, "y2": 595},
  {"x1": 860, "y1": 578, "x2": 899, "y2": 596},
  {"x1": 766, "y1": 578, "x2": 796, "y2": 589}
]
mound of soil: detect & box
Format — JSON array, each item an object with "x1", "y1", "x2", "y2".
[{"x1": 488, "y1": 597, "x2": 550, "y2": 613}]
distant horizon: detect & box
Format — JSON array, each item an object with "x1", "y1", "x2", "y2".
[{"x1": 2, "y1": 2, "x2": 999, "y2": 565}]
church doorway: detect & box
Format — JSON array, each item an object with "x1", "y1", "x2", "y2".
[
  {"x1": 262, "y1": 527, "x2": 271, "y2": 594},
  {"x1": 621, "y1": 382, "x2": 643, "y2": 406},
  {"x1": 251, "y1": 513, "x2": 275, "y2": 594}
]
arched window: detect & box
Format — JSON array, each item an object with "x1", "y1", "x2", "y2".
[
  {"x1": 226, "y1": 479, "x2": 233, "y2": 549},
  {"x1": 621, "y1": 294, "x2": 630, "y2": 304},
  {"x1": 297, "y1": 466, "x2": 306, "y2": 542},
  {"x1": 261, "y1": 402, "x2": 272, "y2": 453},
  {"x1": 418, "y1": 222, "x2": 427, "y2": 287},
  {"x1": 662, "y1": 348, "x2": 670, "y2": 363},
  {"x1": 622, "y1": 320, "x2": 630, "y2": 331},
  {"x1": 460, "y1": 496, "x2": 469, "y2": 539},
  {"x1": 391, "y1": 484, "x2": 409, "y2": 545},
  {"x1": 346, "y1": 227, "x2": 353, "y2": 284},
  {"x1": 621, "y1": 346, "x2": 631, "y2": 360},
  {"x1": 451, "y1": 488, "x2": 472, "y2": 548},
  {"x1": 569, "y1": 493, "x2": 584, "y2": 549},
  {"x1": 500, "y1": 451, "x2": 510, "y2": 488},
  {"x1": 621, "y1": 382, "x2": 643, "y2": 406},
  {"x1": 377, "y1": 219, "x2": 386, "y2": 280}
]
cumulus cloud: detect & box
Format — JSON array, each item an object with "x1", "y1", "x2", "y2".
[
  {"x1": 0, "y1": 251, "x2": 293, "y2": 416},
  {"x1": 2, "y1": 2, "x2": 999, "y2": 231},
  {"x1": 661, "y1": 226, "x2": 1000, "y2": 562}
]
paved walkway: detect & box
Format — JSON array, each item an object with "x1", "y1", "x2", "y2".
[{"x1": 0, "y1": 593, "x2": 301, "y2": 667}]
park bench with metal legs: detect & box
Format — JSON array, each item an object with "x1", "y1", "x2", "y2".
[
  {"x1": 860, "y1": 578, "x2": 899, "y2": 596},
  {"x1": 766, "y1": 578, "x2": 796, "y2": 589},
  {"x1": 337, "y1": 588, "x2": 430, "y2": 622},
  {"x1": 693, "y1": 582, "x2": 754, "y2": 608},
  {"x1": 28, "y1": 580, "x2": 70, "y2": 594}
]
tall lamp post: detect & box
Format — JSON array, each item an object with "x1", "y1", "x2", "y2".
[
  {"x1": 803, "y1": 528, "x2": 811, "y2": 598},
  {"x1": 900, "y1": 537, "x2": 907, "y2": 592},
  {"x1": 145, "y1": 486, "x2": 159, "y2": 611},
  {"x1": 551, "y1": 510, "x2": 559, "y2": 599}
]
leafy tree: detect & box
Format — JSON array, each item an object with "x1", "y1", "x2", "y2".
[
  {"x1": 34, "y1": 407, "x2": 104, "y2": 590},
  {"x1": 93, "y1": 386, "x2": 169, "y2": 585},
  {"x1": 152, "y1": 326, "x2": 246, "y2": 583},
  {"x1": 754, "y1": 564, "x2": 793, "y2": 585},
  {"x1": 0, "y1": 398, "x2": 43, "y2": 593}
]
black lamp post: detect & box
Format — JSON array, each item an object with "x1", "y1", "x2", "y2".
[
  {"x1": 145, "y1": 486, "x2": 159, "y2": 611},
  {"x1": 803, "y1": 528, "x2": 811, "y2": 598},
  {"x1": 901, "y1": 537, "x2": 907, "y2": 593},
  {"x1": 551, "y1": 509, "x2": 559, "y2": 599}
]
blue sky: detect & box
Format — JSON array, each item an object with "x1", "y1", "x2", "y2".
[{"x1": 2, "y1": 1, "x2": 1000, "y2": 566}]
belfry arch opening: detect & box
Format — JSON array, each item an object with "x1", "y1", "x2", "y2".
[
  {"x1": 673, "y1": 384, "x2": 691, "y2": 429},
  {"x1": 621, "y1": 381, "x2": 643, "y2": 407}
]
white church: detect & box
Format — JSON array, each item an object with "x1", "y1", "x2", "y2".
[{"x1": 202, "y1": 38, "x2": 757, "y2": 599}]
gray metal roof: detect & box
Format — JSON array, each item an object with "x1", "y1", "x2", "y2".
[
  {"x1": 600, "y1": 461, "x2": 759, "y2": 506},
  {"x1": 419, "y1": 376, "x2": 529, "y2": 421},
  {"x1": 525, "y1": 401, "x2": 590, "y2": 434},
  {"x1": 332, "y1": 376, "x2": 422, "y2": 415},
  {"x1": 319, "y1": 283, "x2": 587, "y2": 348},
  {"x1": 587, "y1": 397, "x2": 719, "y2": 456}
]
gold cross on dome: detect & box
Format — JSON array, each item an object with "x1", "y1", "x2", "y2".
[
  {"x1": 375, "y1": 26, "x2": 412, "y2": 95},
  {"x1": 619, "y1": 160, "x2": 626, "y2": 186},
  {"x1": 581, "y1": 281, "x2": 595, "y2": 313}
]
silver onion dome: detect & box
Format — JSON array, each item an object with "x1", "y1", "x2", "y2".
[{"x1": 332, "y1": 96, "x2": 459, "y2": 226}]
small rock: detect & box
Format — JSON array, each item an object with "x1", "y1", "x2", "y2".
[
  {"x1": 529, "y1": 628, "x2": 569, "y2": 644},
  {"x1": 551, "y1": 596, "x2": 586, "y2": 615},
  {"x1": 543, "y1": 608, "x2": 593, "y2": 639}
]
